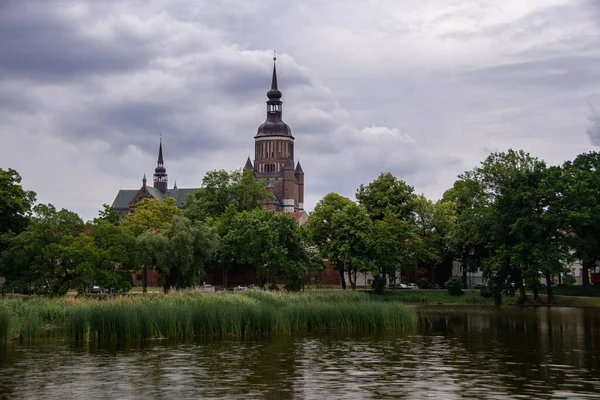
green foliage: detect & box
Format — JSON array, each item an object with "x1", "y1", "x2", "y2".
[
  {"x1": 223, "y1": 209, "x2": 308, "y2": 290},
  {"x1": 184, "y1": 169, "x2": 272, "y2": 221},
  {"x1": 121, "y1": 197, "x2": 182, "y2": 236},
  {"x1": 94, "y1": 204, "x2": 121, "y2": 225},
  {"x1": 0, "y1": 168, "x2": 36, "y2": 236},
  {"x1": 446, "y1": 277, "x2": 464, "y2": 296},
  {"x1": 356, "y1": 172, "x2": 414, "y2": 221},
  {"x1": 135, "y1": 216, "x2": 217, "y2": 293}
]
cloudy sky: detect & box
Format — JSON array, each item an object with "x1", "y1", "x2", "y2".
[{"x1": 1, "y1": 0, "x2": 599, "y2": 221}]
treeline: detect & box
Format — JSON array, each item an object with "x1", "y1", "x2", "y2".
[
  {"x1": 308, "y1": 150, "x2": 600, "y2": 304},
  {"x1": 1, "y1": 149, "x2": 600, "y2": 302},
  {"x1": 0, "y1": 169, "x2": 316, "y2": 294}
]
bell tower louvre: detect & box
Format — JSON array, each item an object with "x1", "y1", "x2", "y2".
[{"x1": 245, "y1": 55, "x2": 305, "y2": 213}]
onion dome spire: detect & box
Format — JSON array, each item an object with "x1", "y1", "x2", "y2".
[
  {"x1": 267, "y1": 52, "x2": 282, "y2": 100},
  {"x1": 256, "y1": 52, "x2": 293, "y2": 138}
]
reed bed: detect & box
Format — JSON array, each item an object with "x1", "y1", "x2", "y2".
[{"x1": 0, "y1": 290, "x2": 415, "y2": 342}]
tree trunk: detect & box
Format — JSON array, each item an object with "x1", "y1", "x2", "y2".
[
  {"x1": 494, "y1": 292, "x2": 502, "y2": 307},
  {"x1": 346, "y1": 261, "x2": 356, "y2": 290},
  {"x1": 545, "y1": 270, "x2": 555, "y2": 305},
  {"x1": 533, "y1": 283, "x2": 541, "y2": 303},
  {"x1": 352, "y1": 268, "x2": 358, "y2": 290},
  {"x1": 515, "y1": 269, "x2": 527, "y2": 305},
  {"x1": 338, "y1": 264, "x2": 347, "y2": 290},
  {"x1": 462, "y1": 253, "x2": 468, "y2": 289},
  {"x1": 582, "y1": 259, "x2": 590, "y2": 297},
  {"x1": 143, "y1": 265, "x2": 148, "y2": 294},
  {"x1": 223, "y1": 265, "x2": 228, "y2": 289}
]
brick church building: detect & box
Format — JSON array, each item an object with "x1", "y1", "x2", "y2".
[
  {"x1": 112, "y1": 56, "x2": 306, "y2": 220},
  {"x1": 243, "y1": 56, "x2": 305, "y2": 213}
]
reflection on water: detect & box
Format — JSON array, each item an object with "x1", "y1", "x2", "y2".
[{"x1": 1, "y1": 306, "x2": 599, "y2": 399}]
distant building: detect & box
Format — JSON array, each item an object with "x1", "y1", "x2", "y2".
[
  {"x1": 243, "y1": 56, "x2": 305, "y2": 214},
  {"x1": 111, "y1": 139, "x2": 199, "y2": 216},
  {"x1": 112, "y1": 56, "x2": 306, "y2": 222}
]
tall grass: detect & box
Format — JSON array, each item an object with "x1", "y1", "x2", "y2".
[{"x1": 0, "y1": 290, "x2": 416, "y2": 342}]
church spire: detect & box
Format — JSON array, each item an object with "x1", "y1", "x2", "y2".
[
  {"x1": 153, "y1": 137, "x2": 167, "y2": 194},
  {"x1": 267, "y1": 52, "x2": 282, "y2": 102},
  {"x1": 157, "y1": 137, "x2": 164, "y2": 164}
]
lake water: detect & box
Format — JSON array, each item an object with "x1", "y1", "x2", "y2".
[{"x1": 1, "y1": 306, "x2": 599, "y2": 399}]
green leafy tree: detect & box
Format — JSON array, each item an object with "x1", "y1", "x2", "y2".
[
  {"x1": 134, "y1": 216, "x2": 217, "y2": 294},
  {"x1": 371, "y1": 212, "x2": 419, "y2": 293},
  {"x1": 94, "y1": 204, "x2": 121, "y2": 225},
  {"x1": 0, "y1": 168, "x2": 36, "y2": 236},
  {"x1": 0, "y1": 204, "x2": 86, "y2": 294},
  {"x1": 306, "y1": 193, "x2": 355, "y2": 289},
  {"x1": 356, "y1": 172, "x2": 414, "y2": 221},
  {"x1": 184, "y1": 169, "x2": 272, "y2": 221},
  {"x1": 121, "y1": 197, "x2": 182, "y2": 236},
  {"x1": 443, "y1": 175, "x2": 488, "y2": 289},
  {"x1": 222, "y1": 209, "x2": 309, "y2": 290},
  {"x1": 136, "y1": 229, "x2": 169, "y2": 293},
  {"x1": 329, "y1": 203, "x2": 374, "y2": 290},
  {"x1": 473, "y1": 150, "x2": 568, "y2": 305},
  {"x1": 560, "y1": 152, "x2": 600, "y2": 296},
  {"x1": 411, "y1": 195, "x2": 457, "y2": 283}
]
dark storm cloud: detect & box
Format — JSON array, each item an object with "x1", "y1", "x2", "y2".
[{"x1": 0, "y1": 1, "x2": 152, "y2": 81}]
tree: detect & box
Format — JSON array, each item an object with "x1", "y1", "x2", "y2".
[
  {"x1": 222, "y1": 209, "x2": 309, "y2": 290},
  {"x1": 443, "y1": 175, "x2": 488, "y2": 289},
  {"x1": 411, "y1": 195, "x2": 456, "y2": 283},
  {"x1": 371, "y1": 212, "x2": 419, "y2": 293},
  {"x1": 0, "y1": 168, "x2": 36, "y2": 236},
  {"x1": 184, "y1": 169, "x2": 272, "y2": 221},
  {"x1": 473, "y1": 150, "x2": 568, "y2": 305},
  {"x1": 356, "y1": 172, "x2": 414, "y2": 221},
  {"x1": 0, "y1": 204, "x2": 86, "y2": 294},
  {"x1": 561, "y1": 152, "x2": 600, "y2": 296},
  {"x1": 329, "y1": 203, "x2": 373, "y2": 290},
  {"x1": 134, "y1": 215, "x2": 217, "y2": 294},
  {"x1": 121, "y1": 197, "x2": 182, "y2": 236},
  {"x1": 94, "y1": 204, "x2": 121, "y2": 225},
  {"x1": 136, "y1": 229, "x2": 169, "y2": 293},
  {"x1": 306, "y1": 193, "x2": 355, "y2": 289}
]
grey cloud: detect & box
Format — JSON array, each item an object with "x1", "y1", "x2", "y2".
[
  {"x1": 0, "y1": 1, "x2": 152, "y2": 81},
  {"x1": 586, "y1": 97, "x2": 600, "y2": 146},
  {"x1": 462, "y1": 56, "x2": 600, "y2": 91}
]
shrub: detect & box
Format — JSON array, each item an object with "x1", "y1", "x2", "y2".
[
  {"x1": 446, "y1": 277, "x2": 464, "y2": 296},
  {"x1": 479, "y1": 286, "x2": 493, "y2": 298}
]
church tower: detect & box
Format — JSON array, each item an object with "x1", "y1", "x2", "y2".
[
  {"x1": 251, "y1": 55, "x2": 304, "y2": 212},
  {"x1": 153, "y1": 138, "x2": 168, "y2": 194}
]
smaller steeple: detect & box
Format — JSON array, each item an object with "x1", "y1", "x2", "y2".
[
  {"x1": 153, "y1": 136, "x2": 168, "y2": 194},
  {"x1": 284, "y1": 157, "x2": 295, "y2": 170},
  {"x1": 157, "y1": 138, "x2": 164, "y2": 164},
  {"x1": 295, "y1": 161, "x2": 304, "y2": 175},
  {"x1": 244, "y1": 156, "x2": 254, "y2": 171},
  {"x1": 173, "y1": 180, "x2": 177, "y2": 190},
  {"x1": 142, "y1": 173, "x2": 147, "y2": 187}
]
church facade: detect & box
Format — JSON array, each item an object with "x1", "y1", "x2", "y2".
[{"x1": 112, "y1": 58, "x2": 306, "y2": 217}]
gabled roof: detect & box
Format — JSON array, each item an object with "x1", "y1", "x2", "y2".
[{"x1": 112, "y1": 186, "x2": 200, "y2": 211}]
